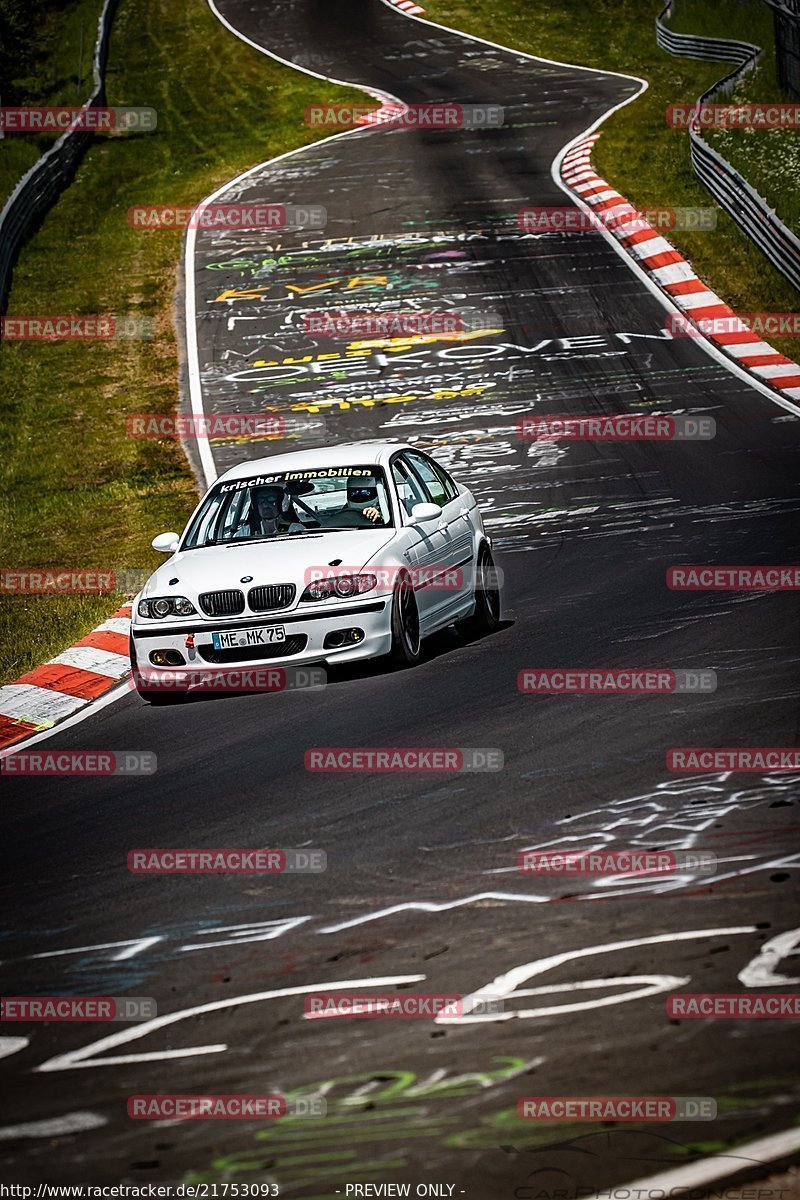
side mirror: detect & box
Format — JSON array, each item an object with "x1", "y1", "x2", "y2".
[
  {"x1": 152, "y1": 532, "x2": 180, "y2": 553},
  {"x1": 409, "y1": 502, "x2": 442, "y2": 524}
]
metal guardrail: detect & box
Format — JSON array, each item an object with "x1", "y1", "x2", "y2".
[
  {"x1": 764, "y1": 0, "x2": 800, "y2": 99},
  {"x1": 656, "y1": 0, "x2": 800, "y2": 294},
  {"x1": 0, "y1": 0, "x2": 119, "y2": 316}
]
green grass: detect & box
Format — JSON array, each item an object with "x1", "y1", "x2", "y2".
[
  {"x1": 0, "y1": 0, "x2": 109, "y2": 207},
  {"x1": 423, "y1": 0, "x2": 799, "y2": 356},
  {"x1": 0, "y1": 0, "x2": 364, "y2": 685}
]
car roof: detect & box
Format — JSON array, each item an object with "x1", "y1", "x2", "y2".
[{"x1": 218, "y1": 441, "x2": 413, "y2": 481}]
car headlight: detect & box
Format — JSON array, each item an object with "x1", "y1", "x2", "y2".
[
  {"x1": 300, "y1": 574, "x2": 377, "y2": 602},
  {"x1": 138, "y1": 596, "x2": 197, "y2": 619}
]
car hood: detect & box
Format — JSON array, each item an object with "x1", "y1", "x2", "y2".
[{"x1": 141, "y1": 528, "x2": 397, "y2": 599}]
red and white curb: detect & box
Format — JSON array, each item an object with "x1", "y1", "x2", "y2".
[
  {"x1": 560, "y1": 134, "x2": 800, "y2": 403},
  {"x1": 355, "y1": 101, "x2": 409, "y2": 126},
  {"x1": 387, "y1": 0, "x2": 426, "y2": 13},
  {"x1": 0, "y1": 605, "x2": 132, "y2": 750}
]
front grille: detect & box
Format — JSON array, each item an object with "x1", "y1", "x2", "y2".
[
  {"x1": 199, "y1": 589, "x2": 245, "y2": 617},
  {"x1": 198, "y1": 635, "x2": 307, "y2": 663},
  {"x1": 248, "y1": 583, "x2": 295, "y2": 612}
]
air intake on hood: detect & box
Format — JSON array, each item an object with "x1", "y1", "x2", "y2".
[{"x1": 199, "y1": 589, "x2": 245, "y2": 617}]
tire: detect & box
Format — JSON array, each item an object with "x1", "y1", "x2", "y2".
[
  {"x1": 389, "y1": 572, "x2": 423, "y2": 667},
  {"x1": 457, "y1": 544, "x2": 501, "y2": 638},
  {"x1": 129, "y1": 634, "x2": 186, "y2": 704}
]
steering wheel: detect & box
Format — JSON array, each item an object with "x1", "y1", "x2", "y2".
[{"x1": 327, "y1": 509, "x2": 378, "y2": 527}]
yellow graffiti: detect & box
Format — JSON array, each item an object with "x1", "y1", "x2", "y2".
[
  {"x1": 213, "y1": 288, "x2": 270, "y2": 301},
  {"x1": 251, "y1": 329, "x2": 501, "y2": 368},
  {"x1": 347, "y1": 328, "x2": 503, "y2": 350},
  {"x1": 215, "y1": 275, "x2": 392, "y2": 303},
  {"x1": 288, "y1": 384, "x2": 490, "y2": 414}
]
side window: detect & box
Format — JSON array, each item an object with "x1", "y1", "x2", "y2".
[
  {"x1": 404, "y1": 451, "x2": 451, "y2": 507},
  {"x1": 392, "y1": 458, "x2": 426, "y2": 517},
  {"x1": 183, "y1": 490, "x2": 228, "y2": 548},
  {"x1": 429, "y1": 457, "x2": 459, "y2": 502},
  {"x1": 220, "y1": 489, "x2": 249, "y2": 539}
]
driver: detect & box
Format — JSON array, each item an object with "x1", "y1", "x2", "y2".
[
  {"x1": 332, "y1": 477, "x2": 385, "y2": 525},
  {"x1": 236, "y1": 485, "x2": 305, "y2": 538}
]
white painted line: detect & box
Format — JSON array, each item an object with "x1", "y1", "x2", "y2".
[
  {"x1": 0, "y1": 1112, "x2": 108, "y2": 1140},
  {"x1": 588, "y1": 1125, "x2": 800, "y2": 1198},
  {"x1": 35, "y1": 974, "x2": 428, "y2": 1071},
  {"x1": 0, "y1": 1037, "x2": 29, "y2": 1061}
]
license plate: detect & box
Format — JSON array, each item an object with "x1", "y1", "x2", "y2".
[{"x1": 211, "y1": 626, "x2": 286, "y2": 650}]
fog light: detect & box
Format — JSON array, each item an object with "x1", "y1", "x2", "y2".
[
  {"x1": 323, "y1": 628, "x2": 364, "y2": 650},
  {"x1": 150, "y1": 649, "x2": 186, "y2": 666}
]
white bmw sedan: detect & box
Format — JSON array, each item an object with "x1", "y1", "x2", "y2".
[{"x1": 130, "y1": 442, "x2": 500, "y2": 701}]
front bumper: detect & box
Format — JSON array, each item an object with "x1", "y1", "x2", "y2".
[{"x1": 130, "y1": 597, "x2": 392, "y2": 686}]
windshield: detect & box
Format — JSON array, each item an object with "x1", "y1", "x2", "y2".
[{"x1": 182, "y1": 466, "x2": 394, "y2": 549}]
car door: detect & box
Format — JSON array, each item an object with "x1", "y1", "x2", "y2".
[
  {"x1": 390, "y1": 455, "x2": 449, "y2": 628},
  {"x1": 402, "y1": 451, "x2": 474, "y2": 623}
]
